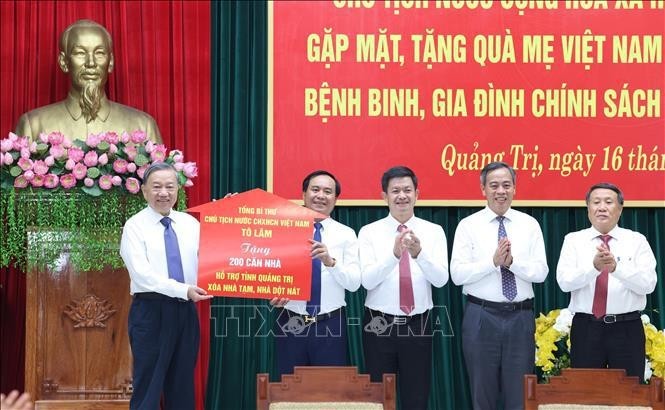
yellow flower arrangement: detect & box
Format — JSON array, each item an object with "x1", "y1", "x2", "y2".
[{"x1": 535, "y1": 309, "x2": 665, "y2": 383}]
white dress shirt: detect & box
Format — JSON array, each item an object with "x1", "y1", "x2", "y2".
[
  {"x1": 450, "y1": 207, "x2": 548, "y2": 302},
  {"x1": 556, "y1": 226, "x2": 657, "y2": 314},
  {"x1": 285, "y1": 217, "x2": 361, "y2": 315},
  {"x1": 359, "y1": 214, "x2": 449, "y2": 316},
  {"x1": 120, "y1": 206, "x2": 199, "y2": 300}
]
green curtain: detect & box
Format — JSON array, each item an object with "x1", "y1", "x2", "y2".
[{"x1": 207, "y1": 3, "x2": 665, "y2": 409}]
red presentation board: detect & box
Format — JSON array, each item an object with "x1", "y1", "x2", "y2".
[
  {"x1": 188, "y1": 189, "x2": 325, "y2": 300},
  {"x1": 268, "y1": 1, "x2": 665, "y2": 206}
]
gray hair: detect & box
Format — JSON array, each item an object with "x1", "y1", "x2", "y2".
[
  {"x1": 480, "y1": 162, "x2": 516, "y2": 186},
  {"x1": 142, "y1": 162, "x2": 177, "y2": 184}
]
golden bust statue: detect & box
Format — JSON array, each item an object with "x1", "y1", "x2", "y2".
[{"x1": 15, "y1": 19, "x2": 162, "y2": 143}]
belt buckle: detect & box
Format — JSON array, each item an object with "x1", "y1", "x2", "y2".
[
  {"x1": 304, "y1": 315, "x2": 317, "y2": 324},
  {"x1": 603, "y1": 314, "x2": 617, "y2": 324},
  {"x1": 392, "y1": 316, "x2": 407, "y2": 325}
]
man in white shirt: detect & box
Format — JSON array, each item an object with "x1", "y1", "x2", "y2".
[
  {"x1": 271, "y1": 170, "x2": 361, "y2": 376},
  {"x1": 451, "y1": 161, "x2": 548, "y2": 410},
  {"x1": 120, "y1": 162, "x2": 212, "y2": 410},
  {"x1": 359, "y1": 165, "x2": 449, "y2": 410},
  {"x1": 557, "y1": 182, "x2": 657, "y2": 379}
]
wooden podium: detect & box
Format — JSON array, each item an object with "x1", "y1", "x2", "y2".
[{"x1": 25, "y1": 228, "x2": 131, "y2": 408}]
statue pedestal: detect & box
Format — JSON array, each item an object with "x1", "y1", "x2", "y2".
[{"x1": 25, "y1": 228, "x2": 132, "y2": 406}]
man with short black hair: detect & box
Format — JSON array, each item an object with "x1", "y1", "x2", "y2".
[
  {"x1": 359, "y1": 165, "x2": 449, "y2": 410},
  {"x1": 451, "y1": 161, "x2": 548, "y2": 410},
  {"x1": 271, "y1": 170, "x2": 361, "y2": 376},
  {"x1": 557, "y1": 182, "x2": 657, "y2": 379}
]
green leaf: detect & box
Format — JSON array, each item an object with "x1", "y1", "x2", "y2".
[
  {"x1": 81, "y1": 185, "x2": 103, "y2": 197},
  {"x1": 50, "y1": 165, "x2": 65, "y2": 175},
  {"x1": 87, "y1": 167, "x2": 101, "y2": 178},
  {"x1": 178, "y1": 172, "x2": 187, "y2": 186},
  {"x1": 97, "y1": 141, "x2": 110, "y2": 151},
  {"x1": 10, "y1": 166, "x2": 22, "y2": 177}
]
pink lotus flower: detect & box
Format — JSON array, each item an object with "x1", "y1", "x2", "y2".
[
  {"x1": 150, "y1": 145, "x2": 167, "y2": 162},
  {"x1": 17, "y1": 157, "x2": 33, "y2": 171},
  {"x1": 38, "y1": 133, "x2": 49, "y2": 143},
  {"x1": 0, "y1": 138, "x2": 13, "y2": 153},
  {"x1": 99, "y1": 175, "x2": 113, "y2": 190},
  {"x1": 145, "y1": 140, "x2": 155, "y2": 154},
  {"x1": 33, "y1": 160, "x2": 49, "y2": 175},
  {"x1": 84, "y1": 177, "x2": 95, "y2": 187},
  {"x1": 3, "y1": 152, "x2": 13, "y2": 165},
  {"x1": 172, "y1": 152, "x2": 184, "y2": 163},
  {"x1": 85, "y1": 133, "x2": 102, "y2": 148},
  {"x1": 111, "y1": 175, "x2": 122, "y2": 186},
  {"x1": 49, "y1": 144, "x2": 67, "y2": 159},
  {"x1": 23, "y1": 170, "x2": 35, "y2": 181},
  {"x1": 60, "y1": 173, "x2": 76, "y2": 189},
  {"x1": 183, "y1": 162, "x2": 198, "y2": 178},
  {"x1": 123, "y1": 145, "x2": 138, "y2": 161},
  {"x1": 29, "y1": 141, "x2": 37, "y2": 153},
  {"x1": 113, "y1": 159, "x2": 128, "y2": 173},
  {"x1": 173, "y1": 162, "x2": 184, "y2": 171},
  {"x1": 66, "y1": 147, "x2": 85, "y2": 162},
  {"x1": 120, "y1": 131, "x2": 131, "y2": 144},
  {"x1": 130, "y1": 130, "x2": 147, "y2": 144},
  {"x1": 48, "y1": 131, "x2": 65, "y2": 145},
  {"x1": 12, "y1": 135, "x2": 29, "y2": 150},
  {"x1": 20, "y1": 148, "x2": 30, "y2": 159},
  {"x1": 84, "y1": 151, "x2": 98, "y2": 167},
  {"x1": 108, "y1": 143, "x2": 118, "y2": 154},
  {"x1": 44, "y1": 156, "x2": 55, "y2": 166},
  {"x1": 125, "y1": 177, "x2": 141, "y2": 194},
  {"x1": 68, "y1": 147, "x2": 84, "y2": 162},
  {"x1": 72, "y1": 163, "x2": 88, "y2": 180},
  {"x1": 126, "y1": 162, "x2": 137, "y2": 173},
  {"x1": 184, "y1": 178, "x2": 194, "y2": 187},
  {"x1": 65, "y1": 159, "x2": 76, "y2": 170},
  {"x1": 137, "y1": 164, "x2": 149, "y2": 180},
  {"x1": 98, "y1": 153, "x2": 109, "y2": 165},
  {"x1": 103, "y1": 131, "x2": 119, "y2": 145},
  {"x1": 31, "y1": 174, "x2": 45, "y2": 187},
  {"x1": 44, "y1": 174, "x2": 59, "y2": 188},
  {"x1": 13, "y1": 175, "x2": 28, "y2": 188}
]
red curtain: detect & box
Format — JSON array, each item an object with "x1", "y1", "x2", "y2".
[{"x1": 0, "y1": 1, "x2": 211, "y2": 408}]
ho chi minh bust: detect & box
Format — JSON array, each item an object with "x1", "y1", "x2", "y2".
[{"x1": 15, "y1": 19, "x2": 162, "y2": 143}]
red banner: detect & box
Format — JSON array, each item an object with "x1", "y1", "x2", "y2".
[
  {"x1": 268, "y1": 1, "x2": 665, "y2": 206},
  {"x1": 188, "y1": 189, "x2": 325, "y2": 300}
]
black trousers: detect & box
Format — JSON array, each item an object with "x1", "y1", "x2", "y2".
[
  {"x1": 128, "y1": 295, "x2": 199, "y2": 410},
  {"x1": 570, "y1": 313, "x2": 645, "y2": 379},
  {"x1": 274, "y1": 309, "x2": 348, "y2": 377},
  {"x1": 362, "y1": 308, "x2": 432, "y2": 410}
]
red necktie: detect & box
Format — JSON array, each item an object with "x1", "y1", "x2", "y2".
[
  {"x1": 398, "y1": 224, "x2": 414, "y2": 315},
  {"x1": 591, "y1": 234, "x2": 612, "y2": 318}
]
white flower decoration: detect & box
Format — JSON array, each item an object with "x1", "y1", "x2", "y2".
[{"x1": 553, "y1": 308, "x2": 574, "y2": 335}]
